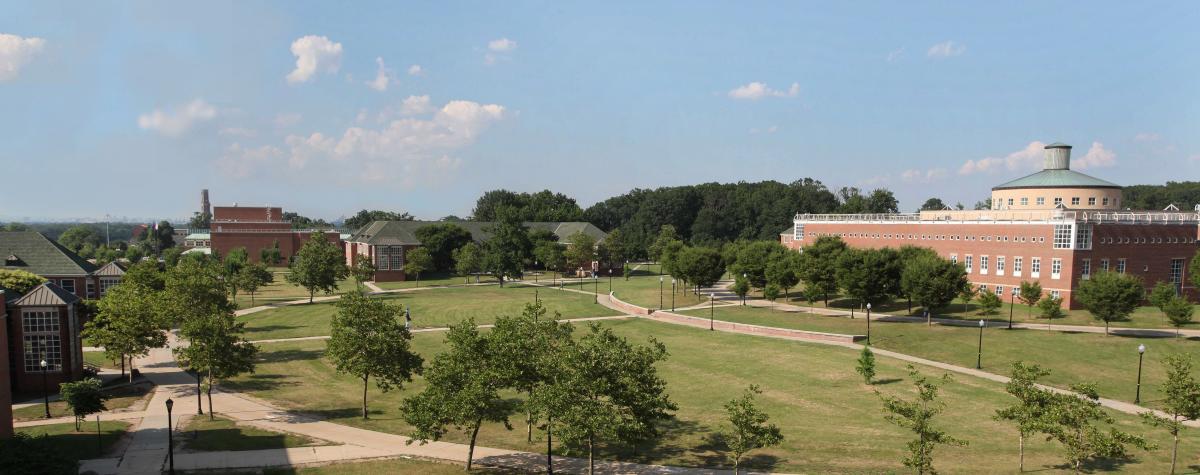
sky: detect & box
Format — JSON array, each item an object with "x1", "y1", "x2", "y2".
[{"x1": 1, "y1": 1, "x2": 1198, "y2": 222}]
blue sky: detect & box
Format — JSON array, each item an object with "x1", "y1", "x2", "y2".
[{"x1": 2, "y1": 1, "x2": 1197, "y2": 222}]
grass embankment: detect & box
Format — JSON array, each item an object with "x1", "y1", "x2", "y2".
[
  {"x1": 179, "y1": 415, "x2": 321, "y2": 452},
  {"x1": 237, "y1": 284, "x2": 614, "y2": 341},
  {"x1": 12, "y1": 381, "x2": 154, "y2": 421},
  {"x1": 258, "y1": 458, "x2": 518, "y2": 474},
  {"x1": 227, "y1": 319, "x2": 1189, "y2": 473},
  {"x1": 16, "y1": 421, "x2": 131, "y2": 461}
]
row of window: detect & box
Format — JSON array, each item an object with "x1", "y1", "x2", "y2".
[
  {"x1": 1001, "y1": 196, "x2": 1115, "y2": 208},
  {"x1": 1097, "y1": 236, "x2": 1196, "y2": 245},
  {"x1": 375, "y1": 246, "x2": 405, "y2": 271},
  {"x1": 809, "y1": 231, "x2": 1048, "y2": 244},
  {"x1": 977, "y1": 283, "x2": 1062, "y2": 301},
  {"x1": 22, "y1": 308, "x2": 62, "y2": 373},
  {"x1": 954, "y1": 254, "x2": 1067, "y2": 279},
  {"x1": 56, "y1": 277, "x2": 121, "y2": 299}
]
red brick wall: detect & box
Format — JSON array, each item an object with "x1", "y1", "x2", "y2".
[
  {"x1": 7, "y1": 303, "x2": 82, "y2": 393},
  {"x1": 0, "y1": 297, "x2": 12, "y2": 438},
  {"x1": 1084, "y1": 224, "x2": 1199, "y2": 300},
  {"x1": 212, "y1": 231, "x2": 341, "y2": 265}
]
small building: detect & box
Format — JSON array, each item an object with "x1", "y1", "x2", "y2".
[
  {"x1": 3, "y1": 282, "x2": 85, "y2": 393},
  {"x1": 182, "y1": 231, "x2": 211, "y2": 249},
  {"x1": 345, "y1": 221, "x2": 608, "y2": 282},
  {"x1": 2, "y1": 231, "x2": 104, "y2": 299},
  {"x1": 209, "y1": 205, "x2": 340, "y2": 264}
]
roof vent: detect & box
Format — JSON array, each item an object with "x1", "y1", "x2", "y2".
[
  {"x1": 1044, "y1": 143, "x2": 1072, "y2": 170},
  {"x1": 5, "y1": 254, "x2": 21, "y2": 266}
]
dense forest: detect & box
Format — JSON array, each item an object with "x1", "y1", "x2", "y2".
[{"x1": 1121, "y1": 181, "x2": 1200, "y2": 211}]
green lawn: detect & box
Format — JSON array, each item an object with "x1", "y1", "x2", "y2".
[
  {"x1": 83, "y1": 350, "x2": 119, "y2": 370},
  {"x1": 238, "y1": 284, "x2": 615, "y2": 341},
  {"x1": 12, "y1": 381, "x2": 154, "y2": 421},
  {"x1": 234, "y1": 269, "x2": 356, "y2": 308},
  {"x1": 16, "y1": 420, "x2": 131, "y2": 461},
  {"x1": 179, "y1": 415, "x2": 321, "y2": 452},
  {"x1": 606, "y1": 269, "x2": 709, "y2": 310},
  {"x1": 226, "y1": 319, "x2": 1190, "y2": 473},
  {"x1": 258, "y1": 458, "x2": 516, "y2": 474},
  {"x1": 683, "y1": 305, "x2": 1200, "y2": 409},
  {"x1": 373, "y1": 271, "x2": 500, "y2": 289}
]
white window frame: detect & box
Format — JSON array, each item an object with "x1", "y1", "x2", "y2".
[
  {"x1": 1051, "y1": 258, "x2": 1062, "y2": 280},
  {"x1": 1081, "y1": 259, "x2": 1091, "y2": 279},
  {"x1": 1117, "y1": 258, "x2": 1126, "y2": 274},
  {"x1": 21, "y1": 308, "x2": 62, "y2": 373},
  {"x1": 996, "y1": 256, "x2": 1006, "y2": 276},
  {"x1": 1100, "y1": 258, "x2": 1109, "y2": 272},
  {"x1": 980, "y1": 255, "x2": 989, "y2": 275},
  {"x1": 1013, "y1": 257, "x2": 1023, "y2": 277},
  {"x1": 965, "y1": 255, "x2": 974, "y2": 274},
  {"x1": 1031, "y1": 257, "x2": 1041, "y2": 278},
  {"x1": 995, "y1": 286, "x2": 1004, "y2": 296},
  {"x1": 99, "y1": 278, "x2": 120, "y2": 296}
]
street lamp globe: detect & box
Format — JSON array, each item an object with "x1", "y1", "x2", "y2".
[
  {"x1": 165, "y1": 398, "x2": 174, "y2": 412},
  {"x1": 979, "y1": 319, "x2": 985, "y2": 327},
  {"x1": 866, "y1": 303, "x2": 872, "y2": 310},
  {"x1": 40, "y1": 359, "x2": 47, "y2": 368},
  {"x1": 1138, "y1": 344, "x2": 1146, "y2": 354}
]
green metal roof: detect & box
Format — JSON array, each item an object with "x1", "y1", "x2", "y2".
[
  {"x1": 0, "y1": 232, "x2": 98, "y2": 276},
  {"x1": 348, "y1": 221, "x2": 608, "y2": 246},
  {"x1": 992, "y1": 169, "x2": 1120, "y2": 190},
  {"x1": 185, "y1": 232, "x2": 211, "y2": 240}
]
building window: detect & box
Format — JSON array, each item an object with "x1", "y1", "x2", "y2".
[
  {"x1": 1031, "y1": 257, "x2": 1041, "y2": 276},
  {"x1": 100, "y1": 278, "x2": 120, "y2": 296},
  {"x1": 58, "y1": 279, "x2": 75, "y2": 294},
  {"x1": 1013, "y1": 257, "x2": 1023, "y2": 275},
  {"x1": 1100, "y1": 259, "x2": 1109, "y2": 271},
  {"x1": 1020, "y1": 197, "x2": 1028, "y2": 206},
  {"x1": 965, "y1": 255, "x2": 973, "y2": 273},
  {"x1": 995, "y1": 286, "x2": 1004, "y2": 296},
  {"x1": 1102, "y1": 197, "x2": 1109, "y2": 206},
  {"x1": 86, "y1": 282, "x2": 96, "y2": 298},
  {"x1": 376, "y1": 247, "x2": 390, "y2": 270},
  {"x1": 1117, "y1": 258, "x2": 1126, "y2": 274},
  {"x1": 997, "y1": 256, "x2": 1005, "y2": 275},
  {"x1": 1054, "y1": 197, "x2": 1063, "y2": 206},
  {"x1": 22, "y1": 309, "x2": 60, "y2": 333},
  {"x1": 1051, "y1": 258, "x2": 1062, "y2": 279},
  {"x1": 23, "y1": 335, "x2": 62, "y2": 373},
  {"x1": 950, "y1": 254, "x2": 957, "y2": 264},
  {"x1": 390, "y1": 246, "x2": 404, "y2": 271},
  {"x1": 1171, "y1": 259, "x2": 1185, "y2": 287},
  {"x1": 1008, "y1": 198, "x2": 1014, "y2": 207},
  {"x1": 1037, "y1": 197, "x2": 1045, "y2": 206},
  {"x1": 793, "y1": 223, "x2": 804, "y2": 241},
  {"x1": 979, "y1": 284, "x2": 988, "y2": 293},
  {"x1": 1051, "y1": 290, "x2": 1061, "y2": 299},
  {"x1": 981, "y1": 256, "x2": 989, "y2": 274},
  {"x1": 1088, "y1": 197, "x2": 1096, "y2": 206},
  {"x1": 1071, "y1": 197, "x2": 1080, "y2": 206},
  {"x1": 1052, "y1": 224, "x2": 1073, "y2": 249},
  {"x1": 1081, "y1": 259, "x2": 1091, "y2": 279},
  {"x1": 1074, "y1": 224, "x2": 1092, "y2": 250}
]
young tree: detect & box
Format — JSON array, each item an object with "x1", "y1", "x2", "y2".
[
  {"x1": 174, "y1": 310, "x2": 258, "y2": 420},
  {"x1": 721, "y1": 385, "x2": 783, "y2": 474},
  {"x1": 404, "y1": 247, "x2": 434, "y2": 287},
  {"x1": 994, "y1": 362, "x2": 1054, "y2": 472},
  {"x1": 835, "y1": 248, "x2": 895, "y2": 309},
  {"x1": 958, "y1": 285, "x2": 978, "y2": 314},
  {"x1": 647, "y1": 224, "x2": 680, "y2": 263},
  {"x1": 328, "y1": 292, "x2": 424, "y2": 419},
  {"x1": 901, "y1": 255, "x2": 968, "y2": 320},
  {"x1": 1075, "y1": 271, "x2": 1146, "y2": 335},
  {"x1": 763, "y1": 283, "x2": 781, "y2": 309},
  {"x1": 674, "y1": 246, "x2": 726, "y2": 299},
  {"x1": 453, "y1": 242, "x2": 484, "y2": 284},
  {"x1": 236, "y1": 263, "x2": 274, "y2": 306},
  {"x1": 803, "y1": 285, "x2": 821, "y2": 314},
  {"x1": 877, "y1": 366, "x2": 966, "y2": 474},
  {"x1": 1018, "y1": 281, "x2": 1043, "y2": 319},
  {"x1": 1038, "y1": 296, "x2": 1065, "y2": 326},
  {"x1": 533, "y1": 324, "x2": 676, "y2": 475},
  {"x1": 287, "y1": 234, "x2": 348, "y2": 302},
  {"x1": 1150, "y1": 280, "x2": 1179, "y2": 316},
  {"x1": 0, "y1": 268, "x2": 46, "y2": 294},
  {"x1": 977, "y1": 291, "x2": 1002, "y2": 316},
  {"x1": 86, "y1": 283, "x2": 168, "y2": 382},
  {"x1": 1164, "y1": 296, "x2": 1194, "y2": 337},
  {"x1": 732, "y1": 275, "x2": 750, "y2": 305},
  {"x1": 402, "y1": 319, "x2": 511, "y2": 471},
  {"x1": 1141, "y1": 354, "x2": 1200, "y2": 474},
  {"x1": 731, "y1": 241, "x2": 786, "y2": 289},
  {"x1": 1043, "y1": 383, "x2": 1152, "y2": 472},
  {"x1": 766, "y1": 253, "x2": 801, "y2": 302},
  {"x1": 260, "y1": 240, "x2": 283, "y2": 266},
  {"x1": 348, "y1": 258, "x2": 376, "y2": 289},
  {"x1": 856, "y1": 346, "x2": 876, "y2": 384},
  {"x1": 563, "y1": 231, "x2": 598, "y2": 275},
  {"x1": 59, "y1": 378, "x2": 110, "y2": 431}
]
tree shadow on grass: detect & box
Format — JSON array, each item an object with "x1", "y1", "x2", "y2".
[
  {"x1": 223, "y1": 374, "x2": 296, "y2": 393},
  {"x1": 242, "y1": 324, "x2": 302, "y2": 336},
  {"x1": 594, "y1": 417, "x2": 707, "y2": 465},
  {"x1": 256, "y1": 348, "x2": 325, "y2": 364},
  {"x1": 694, "y1": 432, "x2": 784, "y2": 472},
  {"x1": 181, "y1": 426, "x2": 298, "y2": 452},
  {"x1": 872, "y1": 378, "x2": 903, "y2": 385},
  {"x1": 1053, "y1": 454, "x2": 1138, "y2": 473}
]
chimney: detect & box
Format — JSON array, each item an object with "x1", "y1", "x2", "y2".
[
  {"x1": 201, "y1": 189, "x2": 211, "y2": 216},
  {"x1": 1043, "y1": 143, "x2": 1072, "y2": 170}
]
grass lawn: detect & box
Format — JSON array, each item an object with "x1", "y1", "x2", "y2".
[
  {"x1": 234, "y1": 269, "x2": 355, "y2": 308},
  {"x1": 373, "y1": 271, "x2": 501, "y2": 289},
  {"x1": 238, "y1": 284, "x2": 615, "y2": 341},
  {"x1": 179, "y1": 415, "x2": 322, "y2": 452},
  {"x1": 83, "y1": 350, "x2": 120, "y2": 370},
  {"x1": 607, "y1": 269, "x2": 709, "y2": 310},
  {"x1": 683, "y1": 304, "x2": 1200, "y2": 409},
  {"x1": 226, "y1": 319, "x2": 1190, "y2": 473},
  {"x1": 16, "y1": 420, "x2": 131, "y2": 461},
  {"x1": 12, "y1": 381, "x2": 154, "y2": 421},
  {"x1": 257, "y1": 457, "x2": 516, "y2": 474}
]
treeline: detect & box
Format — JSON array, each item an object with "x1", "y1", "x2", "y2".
[
  {"x1": 1122, "y1": 181, "x2": 1200, "y2": 210},
  {"x1": 0, "y1": 222, "x2": 144, "y2": 242}
]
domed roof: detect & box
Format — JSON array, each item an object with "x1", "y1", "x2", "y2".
[{"x1": 992, "y1": 169, "x2": 1120, "y2": 190}]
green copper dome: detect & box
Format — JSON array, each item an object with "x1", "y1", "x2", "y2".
[{"x1": 992, "y1": 169, "x2": 1120, "y2": 190}]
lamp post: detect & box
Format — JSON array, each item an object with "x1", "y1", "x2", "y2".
[
  {"x1": 165, "y1": 398, "x2": 175, "y2": 475},
  {"x1": 40, "y1": 357, "x2": 50, "y2": 419},
  {"x1": 976, "y1": 319, "x2": 985, "y2": 369},
  {"x1": 866, "y1": 303, "x2": 872, "y2": 345},
  {"x1": 1008, "y1": 288, "x2": 1016, "y2": 330},
  {"x1": 608, "y1": 268, "x2": 612, "y2": 293},
  {"x1": 741, "y1": 273, "x2": 747, "y2": 305},
  {"x1": 659, "y1": 276, "x2": 664, "y2": 310},
  {"x1": 1135, "y1": 344, "x2": 1146, "y2": 404},
  {"x1": 624, "y1": 260, "x2": 629, "y2": 281},
  {"x1": 195, "y1": 370, "x2": 203, "y2": 415},
  {"x1": 709, "y1": 293, "x2": 715, "y2": 331},
  {"x1": 534, "y1": 261, "x2": 538, "y2": 283},
  {"x1": 593, "y1": 274, "x2": 598, "y2": 304},
  {"x1": 671, "y1": 279, "x2": 676, "y2": 311}
]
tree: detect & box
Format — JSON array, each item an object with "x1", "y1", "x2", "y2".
[
  {"x1": 562, "y1": 231, "x2": 598, "y2": 274},
  {"x1": 901, "y1": 255, "x2": 968, "y2": 320},
  {"x1": 453, "y1": 242, "x2": 484, "y2": 284},
  {"x1": 836, "y1": 248, "x2": 897, "y2": 308},
  {"x1": 1164, "y1": 296, "x2": 1194, "y2": 337},
  {"x1": 413, "y1": 223, "x2": 473, "y2": 271},
  {"x1": 797, "y1": 236, "x2": 846, "y2": 305},
  {"x1": 1150, "y1": 280, "x2": 1179, "y2": 312},
  {"x1": 1075, "y1": 271, "x2": 1146, "y2": 335},
  {"x1": 471, "y1": 189, "x2": 583, "y2": 222},
  {"x1": 603, "y1": 228, "x2": 629, "y2": 268},
  {"x1": 856, "y1": 346, "x2": 876, "y2": 384},
  {"x1": 1141, "y1": 354, "x2": 1200, "y2": 474},
  {"x1": 721, "y1": 385, "x2": 783, "y2": 474},
  {"x1": 404, "y1": 247, "x2": 434, "y2": 287},
  {"x1": 343, "y1": 209, "x2": 414, "y2": 231},
  {"x1": 489, "y1": 302, "x2": 574, "y2": 443},
  {"x1": 1018, "y1": 281, "x2": 1043, "y2": 319},
  {"x1": 674, "y1": 246, "x2": 725, "y2": 297},
  {"x1": 1043, "y1": 383, "x2": 1152, "y2": 472},
  {"x1": 174, "y1": 309, "x2": 258, "y2": 420},
  {"x1": 402, "y1": 319, "x2": 510, "y2": 471},
  {"x1": 647, "y1": 225, "x2": 680, "y2": 263},
  {"x1": 236, "y1": 263, "x2": 273, "y2": 306},
  {"x1": 329, "y1": 292, "x2": 424, "y2": 419},
  {"x1": 974, "y1": 198, "x2": 993, "y2": 210},
  {"x1": 348, "y1": 258, "x2": 376, "y2": 289},
  {"x1": 1038, "y1": 296, "x2": 1065, "y2": 323},
  {"x1": 0, "y1": 268, "x2": 47, "y2": 293},
  {"x1": 763, "y1": 283, "x2": 781, "y2": 308},
  {"x1": 995, "y1": 362, "x2": 1054, "y2": 472},
  {"x1": 190, "y1": 210, "x2": 212, "y2": 230},
  {"x1": 1192, "y1": 250, "x2": 1200, "y2": 292},
  {"x1": 260, "y1": 240, "x2": 283, "y2": 266},
  {"x1": 222, "y1": 247, "x2": 250, "y2": 302},
  {"x1": 480, "y1": 208, "x2": 530, "y2": 286},
  {"x1": 765, "y1": 251, "x2": 801, "y2": 301},
  {"x1": 57, "y1": 225, "x2": 103, "y2": 252},
  {"x1": 958, "y1": 285, "x2": 978, "y2": 314},
  {"x1": 59, "y1": 377, "x2": 109, "y2": 431},
  {"x1": 141, "y1": 220, "x2": 175, "y2": 253},
  {"x1": 532, "y1": 324, "x2": 676, "y2": 475},
  {"x1": 732, "y1": 276, "x2": 750, "y2": 305},
  {"x1": 730, "y1": 241, "x2": 786, "y2": 289},
  {"x1": 531, "y1": 240, "x2": 564, "y2": 280},
  {"x1": 287, "y1": 233, "x2": 348, "y2": 302},
  {"x1": 0, "y1": 433, "x2": 78, "y2": 474},
  {"x1": 919, "y1": 198, "x2": 948, "y2": 211},
  {"x1": 877, "y1": 366, "x2": 966, "y2": 474},
  {"x1": 86, "y1": 283, "x2": 168, "y2": 382},
  {"x1": 977, "y1": 291, "x2": 1002, "y2": 315},
  {"x1": 161, "y1": 246, "x2": 183, "y2": 267}
]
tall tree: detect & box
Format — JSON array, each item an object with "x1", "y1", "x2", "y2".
[
  {"x1": 1042, "y1": 383, "x2": 1152, "y2": 472},
  {"x1": 472, "y1": 189, "x2": 584, "y2": 222},
  {"x1": 901, "y1": 255, "x2": 968, "y2": 319},
  {"x1": 222, "y1": 247, "x2": 250, "y2": 302},
  {"x1": 287, "y1": 234, "x2": 349, "y2": 302},
  {"x1": 562, "y1": 231, "x2": 598, "y2": 274},
  {"x1": 489, "y1": 302, "x2": 574, "y2": 442},
  {"x1": 348, "y1": 258, "x2": 376, "y2": 289},
  {"x1": 402, "y1": 319, "x2": 511, "y2": 471},
  {"x1": 721, "y1": 385, "x2": 783, "y2": 475},
  {"x1": 404, "y1": 247, "x2": 434, "y2": 287},
  {"x1": 877, "y1": 366, "x2": 966, "y2": 474},
  {"x1": 1075, "y1": 271, "x2": 1146, "y2": 335},
  {"x1": 174, "y1": 309, "x2": 258, "y2": 420},
  {"x1": 57, "y1": 225, "x2": 104, "y2": 252},
  {"x1": 342, "y1": 209, "x2": 415, "y2": 231},
  {"x1": 85, "y1": 283, "x2": 168, "y2": 382},
  {"x1": 480, "y1": 208, "x2": 530, "y2": 286},
  {"x1": 1018, "y1": 281, "x2": 1043, "y2": 319},
  {"x1": 994, "y1": 362, "x2": 1054, "y2": 472},
  {"x1": 328, "y1": 292, "x2": 424, "y2": 419},
  {"x1": 919, "y1": 198, "x2": 949, "y2": 211},
  {"x1": 674, "y1": 246, "x2": 726, "y2": 297},
  {"x1": 453, "y1": 242, "x2": 484, "y2": 284},
  {"x1": 1141, "y1": 354, "x2": 1200, "y2": 474},
  {"x1": 647, "y1": 225, "x2": 680, "y2": 263},
  {"x1": 836, "y1": 248, "x2": 897, "y2": 308},
  {"x1": 730, "y1": 241, "x2": 786, "y2": 289},
  {"x1": 797, "y1": 235, "x2": 846, "y2": 305},
  {"x1": 413, "y1": 223, "x2": 473, "y2": 271}
]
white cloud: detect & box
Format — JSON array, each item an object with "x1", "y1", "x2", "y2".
[
  {"x1": 488, "y1": 38, "x2": 517, "y2": 52},
  {"x1": 1134, "y1": 132, "x2": 1160, "y2": 142},
  {"x1": 274, "y1": 113, "x2": 302, "y2": 128},
  {"x1": 958, "y1": 141, "x2": 1046, "y2": 175},
  {"x1": 886, "y1": 48, "x2": 905, "y2": 63},
  {"x1": 137, "y1": 99, "x2": 218, "y2": 137},
  {"x1": 215, "y1": 143, "x2": 283, "y2": 179},
  {"x1": 407, "y1": 64, "x2": 424, "y2": 76},
  {"x1": 727, "y1": 82, "x2": 800, "y2": 100},
  {"x1": 1073, "y1": 142, "x2": 1116, "y2": 170},
  {"x1": 901, "y1": 168, "x2": 948, "y2": 183},
  {"x1": 400, "y1": 95, "x2": 432, "y2": 116},
  {"x1": 0, "y1": 33, "x2": 45, "y2": 81},
  {"x1": 927, "y1": 41, "x2": 966, "y2": 58},
  {"x1": 286, "y1": 35, "x2": 343, "y2": 84},
  {"x1": 366, "y1": 57, "x2": 393, "y2": 92}
]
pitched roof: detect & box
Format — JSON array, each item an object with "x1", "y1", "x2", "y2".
[
  {"x1": 992, "y1": 169, "x2": 1120, "y2": 190},
  {"x1": 10, "y1": 282, "x2": 81, "y2": 307},
  {"x1": 94, "y1": 261, "x2": 127, "y2": 277},
  {"x1": 0, "y1": 232, "x2": 98, "y2": 276},
  {"x1": 348, "y1": 221, "x2": 608, "y2": 246}
]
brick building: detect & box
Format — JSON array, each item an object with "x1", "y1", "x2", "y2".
[
  {"x1": 0, "y1": 292, "x2": 12, "y2": 438},
  {"x1": 209, "y1": 205, "x2": 340, "y2": 264},
  {"x1": 345, "y1": 221, "x2": 608, "y2": 282},
  {"x1": 783, "y1": 143, "x2": 1199, "y2": 309}
]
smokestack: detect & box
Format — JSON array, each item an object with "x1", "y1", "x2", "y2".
[
  {"x1": 201, "y1": 189, "x2": 211, "y2": 216},
  {"x1": 1043, "y1": 143, "x2": 1072, "y2": 170}
]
